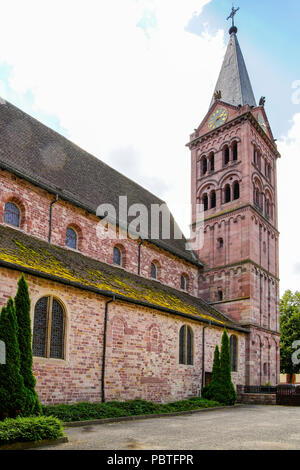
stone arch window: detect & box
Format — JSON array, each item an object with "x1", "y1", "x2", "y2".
[
  {"x1": 179, "y1": 325, "x2": 193, "y2": 365},
  {"x1": 150, "y1": 261, "x2": 160, "y2": 280},
  {"x1": 32, "y1": 296, "x2": 65, "y2": 359},
  {"x1": 209, "y1": 152, "x2": 215, "y2": 172},
  {"x1": 223, "y1": 145, "x2": 230, "y2": 166},
  {"x1": 113, "y1": 245, "x2": 125, "y2": 267},
  {"x1": 224, "y1": 184, "x2": 231, "y2": 204},
  {"x1": 210, "y1": 190, "x2": 216, "y2": 209},
  {"x1": 202, "y1": 193, "x2": 208, "y2": 211},
  {"x1": 181, "y1": 273, "x2": 189, "y2": 291},
  {"x1": 65, "y1": 227, "x2": 77, "y2": 250},
  {"x1": 4, "y1": 201, "x2": 21, "y2": 227},
  {"x1": 232, "y1": 141, "x2": 238, "y2": 161},
  {"x1": 233, "y1": 181, "x2": 240, "y2": 200},
  {"x1": 230, "y1": 335, "x2": 238, "y2": 372}
]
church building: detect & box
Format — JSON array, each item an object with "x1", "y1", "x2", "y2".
[{"x1": 0, "y1": 14, "x2": 280, "y2": 404}]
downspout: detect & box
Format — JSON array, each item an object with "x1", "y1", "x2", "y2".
[
  {"x1": 137, "y1": 239, "x2": 143, "y2": 275},
  {"x1": 101, "y1": 296, "x2": 116, "y2": 403},
  {"x1": 201, "y1": 321, "x2": 211, "y2": 395},
  {"x1": 48, "y1": 194, "x2": 59, "y2": 243}
]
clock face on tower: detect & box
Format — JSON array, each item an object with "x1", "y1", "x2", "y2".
[
  {"x1": 258, "y1": 113, "x2": 267, "y2": 133},
  {"x1": 208, "y1": 108, "x2": 228, "y2": 130}
]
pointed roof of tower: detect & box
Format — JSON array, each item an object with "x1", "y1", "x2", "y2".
[{"x1": 209, "y1": 29, "x2": 256, "y2": 109}]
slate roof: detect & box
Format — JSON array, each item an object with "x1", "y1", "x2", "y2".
[
  {"x1": 210, "y1": 31, "x2": 256, "y2": 109},
  {"x1": 0, "y1": 225, "x2": 246, "y2": 332},
  {"x1": 0, "y1": 99, "x2": 200, "y2": 266}
]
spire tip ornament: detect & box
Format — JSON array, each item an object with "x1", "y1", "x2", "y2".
[{"x1": 227, "y1": 3, "x2": 240, "y2": 34}]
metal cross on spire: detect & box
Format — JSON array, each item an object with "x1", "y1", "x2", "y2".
[{"x1": 227, "y1": 3, "x2": 240, "y2": 28}]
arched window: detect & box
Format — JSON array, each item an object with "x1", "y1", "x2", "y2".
[
  {"x1": 224, "y1": 146, "x2": 230, "y2": 166},
  {"x1": 257, "y1": 152, "x2": 261, "y2": 171},
  {"x1": 224, "y1": 184, "x2": 231, "y2": 203},
  {"x1": 113, "y1": 246, "x2": 122, "y2": 266},
  {"x1": 266, "y1": 199, "x2": 270, "y2": 218},
  {"x1": 210, "y1": 190, "x2": 216, "y2": 209},
  {"x1": 181, "y1": 274, "x2": 188, "y2": 291},
  {"x1": 255, "y1": 188, "x2": 260, "y2": 208},
  {"x1": 218, "y1": 290, "x2": 223, "y2": 301},
  {"x1": 230, "y1": 335, "x2": 238, "y2": 372},
  {"x1": 65, "y1": 227, "x2": 77, "y2": 249},
  {"x1": 253, "y1": 148, "x2": 257, "y2": 165},
  {"x1": 32, "y1": 296, "x2": 65, "y2": 359},
  {"x1": 151, "y1": 262, "x2": 158, "y2": 279},
  {"x1": 179, "y1": 325, "x2": 193, "y2": 365},
  {"x1": 233, "y1": 181, "x2": 240, "y2": 200},
  {"x1": 203, "y1": 193, "x2": 208, "y2": 211},
  {"x1": 217, "y1": 238, "x2": 224, "y2": 249},
  {"x1": 232, "y1": 141, "x2": 238, "y2": 161},
  {"x1": 4, "y1": 202, "x2": 20, "y2": 227},
  {"x1": 202, "y1": 157, "x2": 208, "y2": 176}
]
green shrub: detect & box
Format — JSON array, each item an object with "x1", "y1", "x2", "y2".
[
  {"x1": 0, "y1": 416, "x2": 64, "y2": 445},
  {"x1": 0, "y1": 299, "x2": 31, "y2": 419},
  {"x1": 43, "y1": 397, "x2": 221, "y2": 422}
]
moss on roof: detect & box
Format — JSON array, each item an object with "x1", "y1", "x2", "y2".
[{"x1": 0, "y1": 226, "x2": 240, "y2": 327}]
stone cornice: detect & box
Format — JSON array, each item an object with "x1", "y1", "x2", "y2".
[
  {"x1": 201, "y1": 259, "x2": 280, "y2": 282},
  {"x1": 192, "y1": 203, "x2": 279, "y2": 235}
]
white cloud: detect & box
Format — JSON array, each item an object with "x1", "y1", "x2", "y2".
[
  {"x1": 0, "y1": 0, "x2": 225, "y2": 237},
  {"x1": 277, "y1": 113, "x2": 300, "y2": 295}
]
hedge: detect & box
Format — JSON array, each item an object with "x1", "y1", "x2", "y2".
[
  {"x1": 42, "y1": 397, "x2": 221, "y2": 422},
  {"x1": 0, "y1": 416, "x2": 64, "y2": 446}
]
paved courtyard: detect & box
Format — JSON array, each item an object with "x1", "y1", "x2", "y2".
[{"x1": 39, "y1": 405, "x2": 300, "y2": 450}]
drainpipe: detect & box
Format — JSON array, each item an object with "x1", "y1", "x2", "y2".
[
  {"x1": 48, "y1": 194, "x2": 59, "y2": 243},
  {"x1": 137, "y1": 239, "x2": 143, "y2": 275},
  {"x1": 101, "y1": 296, "x2": 116, "y2": 403},
  {"x1": 201, "y1": 321, "x2": 211, "y2": 395}
]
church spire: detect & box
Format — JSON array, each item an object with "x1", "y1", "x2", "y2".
[{"x1": 209, "y1": 6, "x2": 256, "y2": 109}]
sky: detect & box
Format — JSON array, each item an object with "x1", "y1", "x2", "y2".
[{"x1": 0, "y1": 0, "x2": 299, "y2": 295}]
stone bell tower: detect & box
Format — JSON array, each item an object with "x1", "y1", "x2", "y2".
[{"x1": 188, "y1": 14, "x2": 280, "y2": 386}]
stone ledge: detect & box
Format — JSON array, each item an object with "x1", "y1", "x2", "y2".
[
  {"x1": 64, "y1": 404, "x2": 244, "y2": 428},
  {"x1": 0, "y1": 437, "x2": 68, "y2": 451},
  {"x1": 237, "y1": 393, "x2": 276, "y2": 405}
]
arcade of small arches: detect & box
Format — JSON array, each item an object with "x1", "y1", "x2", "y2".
[
  {"x1": 198, "y1": 176, "x2": 241, "y2": 212},
  {"x1": 252, "y1": 174, "x2": 274, "y2": 221},
  {"x1": 197, "y1": 139, "x2": 239, "y2": 179},
  {"x1": 253, "y1": 144, "x2": 273, "y2": 183}
]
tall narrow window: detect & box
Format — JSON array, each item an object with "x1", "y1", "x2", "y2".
[
  {"x1": 218, "y1": 290, "x2": 223, "y2": 301},
  {"x1": 224, "y1": 146, "x2": 230, "y2": 166},
  {"x1": 218, "y1": 238, "x2": 224, "y2": 249},
  {"x1": 4, "y1": 202, "x2": 20, "y2": 227},
  {"x1": 151, "y1": 262, "x2": 157, "y2": 279},
  {"x1": 232, "y1": 142, "x2": 238, "y2": 161},
  {"x1": 179, "y1": 325, "x2": 193, "y2": 365},
  {"x1": 113, "y1": 246, "x2": 122, "y2": 266},
  {"x1": 230, "y1": 335, "x2": 238, "y2": 372},
  {"x1": 202, "y1": 158, "x2": 208, "y2": 175},
  {"x1": 233, "y1": 181, "x2": 240, "y2": 200},
  {"x1": 203, "y1": 193, "x2": 208, "y2": 211},
  {"x1": 225, "y1": 185, "x2": 231, "y2": 203},
  {"x1": 32, "y1": 297, "x2": 65, "y2": 359},
  {"x1": 210, "y1": 153, "x2": 215, "y2": 172},
  {"x1": 210, "y1": 191, "x2": 216, "y2": 209},
  {"x1": 181, "y1": 274, "x2": 188, "y2": 291},
  {"x1": 66, "y1": 227, "x2": 77, "y2": 249}
]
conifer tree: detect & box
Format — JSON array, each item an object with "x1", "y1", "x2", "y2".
[
  {"x1": 0, "y1": 299, "x2": 29, "y2": 418},
  {"x1": 14, "y1": 274, "x2": 41, "y2": 415},
  {"x1": 202, "y1": 345, "x2": 221, "y2": 400},
  {"x1": 219, "y1": 329, "x2": 237, "y2": 405}
]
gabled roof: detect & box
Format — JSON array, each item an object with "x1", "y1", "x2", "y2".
[
  {"x1": 209, "y1": 31, "x2": 256, "y2": 109},
  {"x1": 0, "y1": 99, "x2": 201, "y2": 267},
  {"x1": 0, "y1": 225, "x2": 247, "y2": 332}
]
